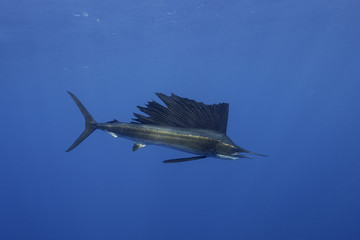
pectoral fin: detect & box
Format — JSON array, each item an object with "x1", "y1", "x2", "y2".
[
  {"x1": 232, "y1": 154, "x2": 252, "y2": 159},
  {"x1": 163, "y1": 155, "x2": 207, "y2": 163},
  {"x1": 133, "y1": 143, "x2": 146, "y2": 152}
]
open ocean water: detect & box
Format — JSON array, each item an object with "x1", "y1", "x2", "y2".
[{"x1": 1, "y1": 0, "x2": 360, "y2": 239}]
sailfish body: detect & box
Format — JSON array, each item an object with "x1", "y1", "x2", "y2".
[{"x1": 66, "y1": 91, "x2": 267, "y2": 163}]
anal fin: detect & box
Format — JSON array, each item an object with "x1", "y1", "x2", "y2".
[
  {"x1": 106, "y1": 130, "x2": 119, "y2": 138},
  {"x1": 133, "y1": 143, "x2": 146, "y2": 152}
]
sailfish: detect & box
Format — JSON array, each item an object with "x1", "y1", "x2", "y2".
[{"x1": 66, "y1": 91, "x2": 267, "y2": 163}]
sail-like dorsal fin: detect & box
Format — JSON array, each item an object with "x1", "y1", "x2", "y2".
[{"x1": 132, "y1": 93, "x2": 229, "y2": 133}]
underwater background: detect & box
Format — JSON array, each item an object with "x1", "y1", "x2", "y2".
[{"x1": 1, "y1": 0, "x2": 360, "y2": 239}]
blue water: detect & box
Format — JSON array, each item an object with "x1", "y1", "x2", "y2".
[{"x1": 1, "y1": 0, "x2": 360, "y2": 239}]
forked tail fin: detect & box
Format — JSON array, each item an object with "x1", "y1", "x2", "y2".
[{"x1": 66, "y1": 91, "x2": 97, "y2": 152}]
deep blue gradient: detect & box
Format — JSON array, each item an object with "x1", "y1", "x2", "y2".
[{"x1": 1, "y1": 1, "x2": 360, "y2": 239}]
